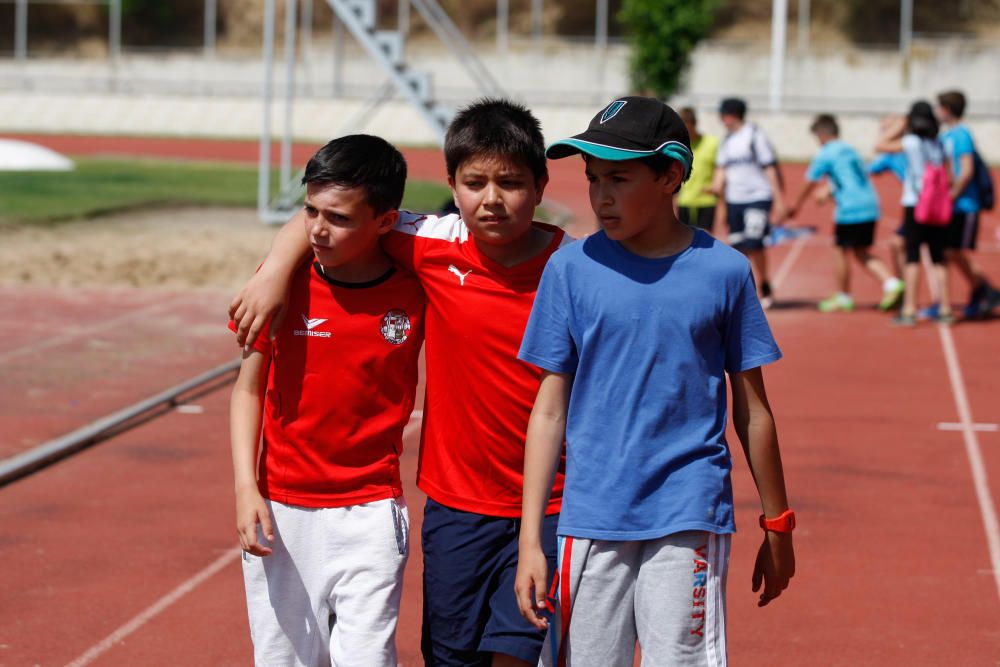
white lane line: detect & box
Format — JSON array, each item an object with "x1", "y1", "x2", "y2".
[
  {"x1": 937, "y1": 422, "x2": 998, "y2": 433},
  {"x1": 0, "y1": 298, "x2": 182, "y2": 364},
  {"x1": 937, "y1": 325, "x2": 1000, "y2": 599},
  {"x1": 64, "y1": 548, "x2": 241, "y2": 667},
  {"x1": 771, "y1": 235, "x2": 809, "y2": 290},
  {"x1": 64, "y1": 410, "x2": 425, "y2": 666}
]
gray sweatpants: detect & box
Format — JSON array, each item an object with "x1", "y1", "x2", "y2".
[{"x1": 542, "y1": 531, "x2": 730, "y2": 667}]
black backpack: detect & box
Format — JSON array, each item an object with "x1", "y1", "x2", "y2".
[{"x1": 972, "y1": 150, "x2": 995, "y2": 211}]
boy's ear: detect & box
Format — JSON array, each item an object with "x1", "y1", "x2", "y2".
[
  {"x1": 447, "y1": 175, "x2": 457, "y2": 195},
  {"x1": 534, "y1": 174, "x2": 550, "y2": 206},
  {"x1": 662, "y1": 161, "x2": 685, "y2": 195},
  {"x1": 376, "y1": 209, "x2": 399, "y2": 235}
]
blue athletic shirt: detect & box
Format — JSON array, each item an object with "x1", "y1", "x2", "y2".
[
  {"x1": 941, "y1": 124, "x2": 981, "y2": 213},
  {"x1": 518, "y1": 230, "x2": 782, "y2": 541},
  {"x1": 868, "y1": 152, "x2": 907, "y2": 183},
  {"x1": 806, "y1": 140, "x2": 880, "y2": 224}
]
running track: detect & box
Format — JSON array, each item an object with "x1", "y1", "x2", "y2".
[{"x1": 1, "y1": 135, "x2": 999, "y2": 665}]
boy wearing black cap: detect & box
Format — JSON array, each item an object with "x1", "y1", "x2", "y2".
[
  {"x1": 514, "y1": 97, "x2": 796, "y2": 666},
  {"x1": 712, "y1": 97, "x2": 784, "y2": 308}
]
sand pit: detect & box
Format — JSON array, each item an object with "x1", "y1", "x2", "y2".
[{"x1": 0, "y1": 207, "x2": 278, "y2": 290}]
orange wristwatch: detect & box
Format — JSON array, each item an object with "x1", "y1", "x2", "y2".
[{"x1": 758, "y1": 509, "x2": 796, "y2": 533}]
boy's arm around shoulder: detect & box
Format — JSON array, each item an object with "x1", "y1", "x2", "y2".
[
  {"x1": 515, "y1": 370, "x2": 572, "y2": 631},
  {"x1": 730, "y1": 366, "x2": 795, "y2": 607},
  {"x1": 229, "y1": 210, "x2": 312, "y2": 348},
  {"x1": 230, "y1": 346, "x2": 274, "y2": 557}
]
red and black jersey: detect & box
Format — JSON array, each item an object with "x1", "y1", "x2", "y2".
[
  {"x1": 236, "y1": 260, "x2": 425, "y2": 508},
  {"x1": 384, "y1": 213, "x2": 569, "y2": 517}
]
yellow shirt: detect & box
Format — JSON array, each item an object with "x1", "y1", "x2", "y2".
[{"x1": 678, "y1": 134, "x2": 719, "y2": 208}]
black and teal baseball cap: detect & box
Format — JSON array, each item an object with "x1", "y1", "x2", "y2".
[{"x1": 545, "y1": 96, "x2": 693, "y2": 178}]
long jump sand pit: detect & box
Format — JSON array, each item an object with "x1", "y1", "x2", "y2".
[{"x1": 0, "y1": 206, "x2": 276, "y2": 289}]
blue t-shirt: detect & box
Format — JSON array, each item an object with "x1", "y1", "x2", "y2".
[
  {"x1": 941, "y1": 124, "x2": 981, "y2": 213},
  {"x1": 806, "y1": 140, "x2": 880, "y2": 224},
  {"x1": 518, "y1": 230, "x2": 782, "y2": 541},
  {"x1": 868, "y1": 152, "x2": 907, "y2": 183}
]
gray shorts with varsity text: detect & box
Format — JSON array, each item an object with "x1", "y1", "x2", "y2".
[{"x1": 542, "y1": 530, "x2": 731, "y2": 667}]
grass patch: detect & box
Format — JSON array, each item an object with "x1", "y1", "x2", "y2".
[{"x1": 0, "y1": 157, "x2": 451, "y2": 225}]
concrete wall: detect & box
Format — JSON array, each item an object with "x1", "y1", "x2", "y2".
[{"x1": 1, "y1": 38, "x2": 998, "y2": 161}]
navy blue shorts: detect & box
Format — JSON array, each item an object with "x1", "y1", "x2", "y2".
[
  {"x1": 726, "y1": 200, "x2": 772, "y2": 251},
  {"x1": 421, "y1": 497, "x2": 559, "y2": 666}
]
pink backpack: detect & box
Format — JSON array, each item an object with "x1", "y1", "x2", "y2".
[{"x1": 915, "y1": 145, "x2": 952, "y2": 226}]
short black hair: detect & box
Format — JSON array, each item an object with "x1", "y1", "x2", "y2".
[
  {"x1": 937, "y1": 90, "x2": 966, "y2": 119},
  {"x1": 444, "y1": 98, "x2": 548, "y2": 182},
  {"x1": 810, "y1": 114, "x2": 839, "y2": 137},
  {"x1": 302, "y1": 134, "x2": 407, "y2": 215},
  {"x1": 907, "y1": 101, "x2": 939, "y2": 140},
  {"x1": 719, "y1": 97, "x2": 747, "y2": 120}
]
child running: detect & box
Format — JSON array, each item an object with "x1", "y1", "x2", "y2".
[
  {"x1": 515, "y1": 96, "x2": 796, "y2": 667},
  {"x1": 229, "y1": 100, "x2": 569, "y2": 667},
  {"x1": 229, "y1": 135, "x2": 424, "y2": 666},
  {"x1": 785, "y1": 113, "x2": 904, "y2": 312}
]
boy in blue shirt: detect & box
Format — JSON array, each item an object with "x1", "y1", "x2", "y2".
[
  {"x1": 935, "y1": 90, "x2": 1000, "y2": 319},
  {"x1": 785, "y1": 114, "x2": 904, "y2": 313},
  {"x1": 514, "y1": 97, "x2": 796, "y2": 667}
]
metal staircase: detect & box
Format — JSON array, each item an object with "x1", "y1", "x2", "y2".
[{"x1": 258, "y1": 0, "x2": 507, "y2": 224}]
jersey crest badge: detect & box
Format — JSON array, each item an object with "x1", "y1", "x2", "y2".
[{"x1": 380, "y1": 309, "x2": 411, "y2": 345}]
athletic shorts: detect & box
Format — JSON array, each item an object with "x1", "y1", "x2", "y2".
[
  {"x1": 545, "y1": 531, "x2": 731, "y2": 667},
  {"x1": 946, "y1": 210, "x2": 980, "y2": 250},
  {"x1": 242, "y1": 497, "x2": 409, "y2": 667},
  {"x1": 834, "y1": 221, "x2": 876, "y2": 248},
  {"x1": 679, "y1": 205, "x2": 716, "y2": 232},
  {"x1": 421, "y1": 498, "x2": 559, "y2": 666},
  {"x1": 726, "y1": 200, "x2": 771, "y2": 251},
  {"x1": 902, "y1": 206, "x2": 947, "y2": 264}
]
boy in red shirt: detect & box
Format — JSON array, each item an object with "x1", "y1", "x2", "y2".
[
  {"x1": 229, "y1": 100, "x2": 568, "y2": 666},
  {"x1": 230, "y1": 134, "x2": 424, "y2": 666}
]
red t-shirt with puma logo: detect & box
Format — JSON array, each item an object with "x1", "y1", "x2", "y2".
[{"x1": 384, "y1": 212, "x2": 568, "y2": 517}]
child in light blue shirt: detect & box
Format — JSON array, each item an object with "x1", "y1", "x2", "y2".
[{"x1": 785, "y1": 114, "x2": 903, "y2": 313}]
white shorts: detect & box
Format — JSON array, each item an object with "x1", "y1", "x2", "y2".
[
  {"x1": 544, "y1": 531, "x2": 730, "y2": 667},
  {"x1": 242, "y1": 497, "x2": 409, "y2": 667}
]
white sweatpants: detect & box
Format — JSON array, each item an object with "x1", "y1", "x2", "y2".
[
  {"x1": 545, "y1": 531, "x2": 730, "y2": 667},
  {"x1": 242, "y1": 497, "x2": 409, "y2": 667}
]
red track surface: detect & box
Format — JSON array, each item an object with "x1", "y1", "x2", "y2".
[{"x1": 2, "y1": 135, "x2": 999, "y2": 665}]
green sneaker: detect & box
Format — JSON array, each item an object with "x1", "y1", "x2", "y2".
[
  {"x1": 879, "y1": 280, "x2": 905, "y2": 311},
  {"x1": 818, "y1": 294, "x2": 855, "y2": 313}
]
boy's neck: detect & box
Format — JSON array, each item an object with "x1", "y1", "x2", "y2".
[
  {"x1": 317, "y1": 246, "x2": 394, "y2": 283},
  {"x1": 618, "y1": 216, "x2": 694, "y2": 259},
  {"x1": 474, "y1": 223, "x2": 554, "y2": 268}
]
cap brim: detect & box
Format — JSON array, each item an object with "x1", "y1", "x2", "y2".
[
  {"x1": 546, "y1": 136, "x2": 656, "y2": 161},
  {"x1": 546, "y1": 134, "x2": 692, "y2": 179}
]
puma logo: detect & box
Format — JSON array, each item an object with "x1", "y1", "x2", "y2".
[
  {"x1": 402, "y1": 215, "x2": 425, "y2": 229},
  {"x1": 448, "y1": 265, "x2": 472, "y2": 286}
]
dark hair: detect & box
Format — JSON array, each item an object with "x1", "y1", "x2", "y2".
[
  {"x1": 302, "y1": 134, "x2": 407, "y2": 215},
  {"x1": 679, "y1": 106, "x2": 697, "y2": 125},
  {"x1": 719, "y1": 97, "x2": 747, "y2": 120},
  {"x1": 937, "y1": 90, "x2": 966, "y2": 119},
  {"x1": 810, "y1": 114, "x2": 839, "y2": 137},
  {"x1": 444, "y1": 98, "x2": 548, "y2": 182},
  {"x1": 907, "y1": 101, "x2": 939, "y2": 140}
]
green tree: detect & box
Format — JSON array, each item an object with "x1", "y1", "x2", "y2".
[{"x1": 619, "y1": 0, "x2": 719, "y2": 98}]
